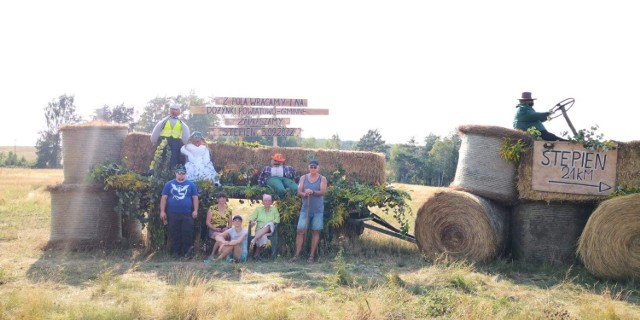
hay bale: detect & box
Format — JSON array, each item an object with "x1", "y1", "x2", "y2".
[
  {"x1": 577, "y1": 194, "x2": 640, "y2": 279},
  {"x1": 414, "y1": 189, "x2": 510, "y2": 262},
  {"x1": 512, "y1": 201, "x2": 593, "y2": 265},
  {"x1": 450, "y1": 125, "x2": 532, "y2": 204},
  {"x1": 121, "y1": 132, "x2": 156, "y2": 172},
  {"x1": 47, "y1": 184, "x2": 122, "y2": 244},
  {"x1": 61, "y1": 121, "x2": 128, "y2": 183},
  {"x1": 616, "y1": 141, "x2": 640, "y2": 187}
]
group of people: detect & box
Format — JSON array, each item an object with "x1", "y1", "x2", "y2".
[{"x1": 158, "y1": 148, "x2": 326, "y2": 262}]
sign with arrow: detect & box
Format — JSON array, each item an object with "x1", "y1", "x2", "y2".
[{"x1": 531, "y1": 141, "x2": 617, "y2": 196}]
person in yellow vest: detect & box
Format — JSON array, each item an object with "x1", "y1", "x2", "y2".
[{"x1": 150, "y1": 103, "x2": 191, "y2": 168}]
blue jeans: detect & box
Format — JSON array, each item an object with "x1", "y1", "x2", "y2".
[{"x1": 297, "y1": 211, "x2": 324, "y2": 231}]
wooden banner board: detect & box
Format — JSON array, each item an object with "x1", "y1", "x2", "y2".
[
  {"x1": 224, "y1": 118, "x2": 291, "y2": 127},
  {"x1": 531, "y1": 141, "x2": 617, "y2": 195},
  {"x1": 209, "y1": 127, "x2": 302, "y2": 137},
  {"x1": 214, "y1": 97, "x2": 307, "y2": 107},
  {"x1": 191, "y1": 106, "x2": 328, "y2": 116}
]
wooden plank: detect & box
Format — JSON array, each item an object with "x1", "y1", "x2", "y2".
[
  {"x1": 224, "y1": 118, "x2": 291, "y2": 126},
  {"x1": 531, "y1": 141, "x2": 617, "y2": 196},
  {"x1": 208, "y1": 127, "x2": 302, "y2": 137},
  {"x1": 214, "y1": 97, "x2": 307, "y2": 107},
  {"x1": 191, "y1": 106, "x2": 328, "y2": 116}
]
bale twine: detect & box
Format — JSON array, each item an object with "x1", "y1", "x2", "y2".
[
  {"x1": 512, "y1": 201, "x2": 593, "y2": 265},
  {"x1": 414, "y1": 189, "x2": 510, "y2": 262},
  {"x1": 61, "y1": 122, "x2": 128, "y2": 183},
  {"x1": 577, "y1": 194, "x2": 640, "y2": 279},
  {"x1": 47, "y1": 184, "x2": 122, "y2": 244},
  {"x1": 451, "y1": 125, "x2": 532, "y2": 204}
]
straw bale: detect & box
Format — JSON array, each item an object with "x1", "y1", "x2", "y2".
[
  {"x1": 120, "y1": 135, "x2": 386, "y2": 184},
  {"x1": 512, "y1": 201, "x2": 593, "y2": 265},
  {"x1": 61, "y1": 123, "x2": 128, "y2": 183},
  {"x1": 48, "y1": 184, "x2": 122, "y2": 244},
  {"x1": 451, "y1": 125, "x2": 531, "y2": 204},
  {"x1": 414, "y1": 189, "x2": 510, "y2": 262},
  {"x1": 615, "y1": 141, "x2": 640, "y2": 187},
  {"x1": 577, "y1": 194, "x2": 640, "y2": 279},
  {"x1": 208, "y1": 143, "x2": 386, "y2": 185},
  {"x1": 120, "y1": 133, "x2": 156, "y2": 172}
]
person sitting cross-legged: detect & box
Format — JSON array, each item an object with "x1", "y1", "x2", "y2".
[
  {"x1": 249, "y1": 193, "x2": 280, "y2": 260},
  {"x1": 206, "y1": 215, "x2": 248, "y2": 263}
]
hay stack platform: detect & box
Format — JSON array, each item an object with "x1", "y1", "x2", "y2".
[{"x1": 415, "y1": 124, "x2": 640, "y2": 278}]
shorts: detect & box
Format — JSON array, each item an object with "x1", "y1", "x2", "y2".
[
  {"x1": 297, "y1": 211, "x2": 324, "y2": 231},
  {"x1": 226, "y1": 251, "x2": 247, "y2": 263}
]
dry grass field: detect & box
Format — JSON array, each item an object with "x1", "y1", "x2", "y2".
[{"x1": 1, "y1": 168, "x2": 640, "y2": 319}]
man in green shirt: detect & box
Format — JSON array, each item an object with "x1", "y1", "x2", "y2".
[{"x1": 249, "y1": 194, "x2": 280, "y2": 259}]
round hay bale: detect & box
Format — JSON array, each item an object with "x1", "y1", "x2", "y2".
[
  {"x1": 415, "y1": 189, "x2": 510, "y2": 262},
  {"x1": 451, "y1": 125, "x2": 532, "y2": 204},
  {"x1": 48, "y1": 184, "x2": 122, "y2": 244},
  {"x1": 61, "y1": 121, "x2": 128, "y2": 183},
  {"x1": 512, "y1": 201, "x2": 593, "y2": 265},
  {"x1": 578, "y1": 194, "x2": 640, "y2": 279}
]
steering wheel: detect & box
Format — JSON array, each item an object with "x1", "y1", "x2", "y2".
[{"x1": 548, "y1": 98, "x2": 575, "y2": 119}]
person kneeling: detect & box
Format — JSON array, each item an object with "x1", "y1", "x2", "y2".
[{"x1": 206, "y1": 215, "x2": 247, "y2": 263}]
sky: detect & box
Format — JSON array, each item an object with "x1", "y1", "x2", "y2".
[{"x1": 1, "y1": 1, "x2": 638, "y2": 147}]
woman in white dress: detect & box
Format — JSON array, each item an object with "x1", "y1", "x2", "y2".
[{"x1": 180, "y1": 131, "x2": 221, "y2": 185}]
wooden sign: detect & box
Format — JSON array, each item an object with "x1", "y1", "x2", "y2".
[
  {"x1": 224, "y1": 118, "x2": 291, "y2": 126},
  {"x1": 209, "y1": 127, "x2": 302, "y2": 137},
  {"x1": 214, "y1": 97, "x2": 307, "y2": 107},
  {"x1": 191, "y1": 106, "x2": 328, "y2": 116},
  {"x1": 531, "y1": 141, "x2": 617, "y2": 195}
]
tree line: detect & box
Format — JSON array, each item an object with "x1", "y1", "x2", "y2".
[{"x1": 30, "y1": 93, "x2": 460, "y2": 187}]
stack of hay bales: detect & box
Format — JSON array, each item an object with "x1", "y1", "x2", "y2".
[
  {"x1": 576, "y1": 141, "x2": 640, "y2": 279},
  {"x1": 416, "y1": 125, "x2": 529, "y2": 262},
  {"x1": 48, "y1": 122, "x2": 128, "y2": 248},
  {"x1": 121, "y1": 133, "x2": 386, "y2": 185}
]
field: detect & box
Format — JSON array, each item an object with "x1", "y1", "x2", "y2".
[
  {"x1": 0, "y1": 146, "x2": 36, "y2": 162},
  {"x1": 1, "y1": 168, "x2": 640, "y2": 319}
]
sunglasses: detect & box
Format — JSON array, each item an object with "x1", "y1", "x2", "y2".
[
  {"x1": 309, "y1": 165, "x2": 318, "y2": 169},
  {"x1": 176, "y1": 171, "x2": 186, "y2": 175},
  {"x1": 233, "y1": 218, "x2": 242, "y2": 222}
]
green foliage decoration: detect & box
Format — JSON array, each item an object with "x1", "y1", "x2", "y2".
[
  {"x1": 91, "y1": 144, "x2": 412, "y2": 253},
  {"x1": 561, "y1": 125, "x2": 617, "y2": 151},
  {"x1": 609, "y1": 185, "x2": 640, "y2": 199},
  {"x1": 499, "y1": 138, "x2": 529, "y2": 163}
]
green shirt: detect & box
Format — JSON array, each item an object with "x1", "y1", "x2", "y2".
[{"x1": 249, "y1": 206, "x2": 280, "y2": 230}]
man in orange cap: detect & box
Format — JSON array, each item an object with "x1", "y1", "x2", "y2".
[{"x1": 257, "y1": 153, "x2": 298, "y2": 197}]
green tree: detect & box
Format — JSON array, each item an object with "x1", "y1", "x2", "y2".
[
  {"x1": 389, "y1": 137, "x2": 427, "y2": 184},
  {"x1": 427, "y1": 134, "x2": 461, "y2": 186},
  {"x1": 34, "y1": 95, "x2": 82, "y2": 168},
  {"x1": 354, "y1": 129, "x2": 388, "y2": 155},
  {"x1": 323, "y1": 134, "x2": 341, "y2": 150},
  {"x1": 93, "y1": 103, "x2": 136, "y2": 131}
]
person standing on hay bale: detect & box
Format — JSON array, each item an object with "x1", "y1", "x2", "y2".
[
  {"x1": 160, "y1": 164, "x2": 199, "y2": 259},
  {"x1": 150, "y1": 103, "x2": 191, "y2": 169},
  {"x1": 257, "y1": 153, "x2": 298, "y2": 197},
  {"x1": 513, "y1": 91, "x2": 566, "y2": 141},
  {"x1": 180, "y1": 131, "x2": 221, "y2": 186},
  {"x1": 290, "y1": 160, "x2": 327, "y2": 264},
  {"x1": 248, "y1": 193, "x2": 280, "y2": 260}
]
